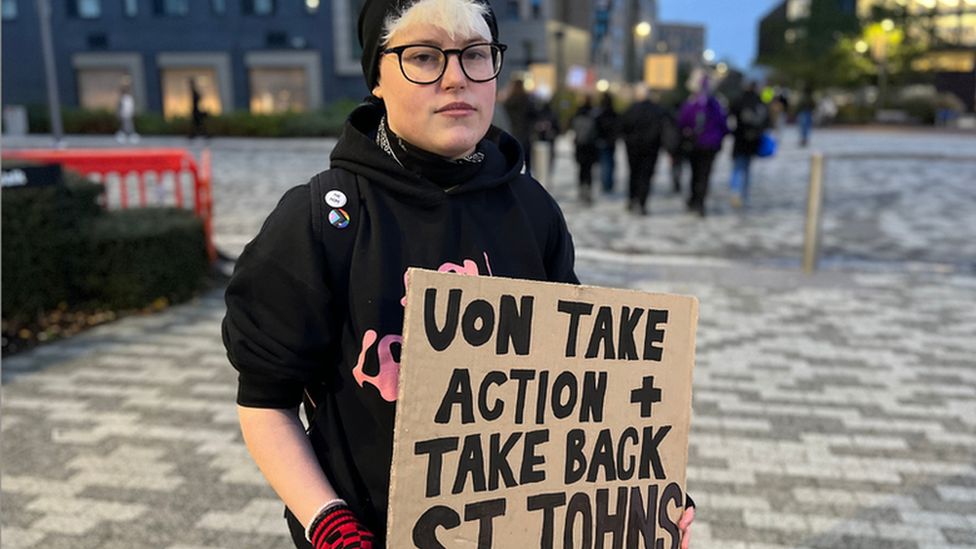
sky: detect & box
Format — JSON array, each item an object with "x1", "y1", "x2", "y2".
[{"x1": 659, "y1": 0, "x2": 782, "y2": 68}]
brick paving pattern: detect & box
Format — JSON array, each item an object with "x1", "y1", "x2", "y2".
[{"x1": 3, "y1": 128, "x2": 975, "y2": 548}]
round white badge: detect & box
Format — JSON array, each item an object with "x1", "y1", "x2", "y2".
[{"x1": 325, "y1": 190, "x2": 347, "y2": 208}]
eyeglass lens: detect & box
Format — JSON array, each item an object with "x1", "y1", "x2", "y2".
[{"x1": 399, "y1": 44, "x2": 502, "y2": 83}]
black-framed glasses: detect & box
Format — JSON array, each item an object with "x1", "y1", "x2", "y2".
[{"x1": 381, "y1": 42, "x2": 507, "y2": 85}]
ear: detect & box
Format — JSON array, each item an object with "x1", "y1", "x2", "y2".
[{"x1": 372, "y1": 82, "x2": 383, "y2": 99}]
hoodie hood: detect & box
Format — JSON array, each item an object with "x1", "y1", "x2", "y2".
[{"x1": 329, "y1": 101, "x2": 525, "y2": 205}]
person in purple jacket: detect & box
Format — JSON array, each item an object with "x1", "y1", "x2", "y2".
[{"x1": 678, "y1": 76, "x2": 729, "y2": 217}]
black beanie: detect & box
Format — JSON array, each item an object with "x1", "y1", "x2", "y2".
[{"x1": 358, "y1": 0, "x2": 499, "y2": 92}]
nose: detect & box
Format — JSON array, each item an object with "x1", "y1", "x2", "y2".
[{"x1": 440, "y1": 53, "x2": 467, "y2": 89}]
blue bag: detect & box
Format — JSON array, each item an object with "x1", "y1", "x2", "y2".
[{"x1": 757, "y1": 133, "x2": 777, "y2": 158}]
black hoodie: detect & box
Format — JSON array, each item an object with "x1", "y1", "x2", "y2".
[{"x1": 222, "y1": 102, "x2": 578, "y2": 543}]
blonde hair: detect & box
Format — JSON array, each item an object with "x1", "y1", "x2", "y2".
[{"x1": 382, "y1": 0, "x2": 491, "y2": 46}]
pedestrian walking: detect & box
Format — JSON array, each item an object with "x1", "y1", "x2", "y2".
[
  {"x1": 662, "y1": 99, "x2": 686, "y2": 194},
  {"x1": 728, "y1": 82, "x2": 770, "y2": 207},
  {"x1": 595, "y1": 92, "x2": 619, "y2": 195},
  {"x1": 223, "y1": 1, "x2": 701, "y2": 548},
  {"x1": 619, "y1": 85, "x2": 667, "y2": 215},
  {"x1": 502, "y1": 77, "x2": 536, "y2": 174},
  {"x1": 768, "y1": 88, "x2": 789, "y2": 139},
  {"x1": 571, "y1": 96, "x2": 600, "y2": 205},
  {"x1": 115, "y1": 83, "x2": 139, "y2": 144},
  {"x1": 534, "y1": 99, "x2": 560, "y2": 178},
  {"x1": 797, "y1": 85, "x2": 816, "y2": 147},
  {"x1": 678, "y1": 76, "x2": 729, "y2": 217},
  {"x1": 189, "y1": 78, "x2": 207, "y2": 139}
]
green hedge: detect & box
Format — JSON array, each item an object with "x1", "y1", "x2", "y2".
[
  {"x1": 26, "y1": 100, "x2": 359, "y2": 137},
  {"x1": 1, "y1": 167, "x2": 208, "y2": 322},
  {"x1": 81, "y1": 209, "x2": 208, "y2": 310}
]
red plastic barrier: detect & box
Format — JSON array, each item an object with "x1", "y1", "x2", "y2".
[{"x1": 3, "y1": 148, "x2": 215, "y2": 263}]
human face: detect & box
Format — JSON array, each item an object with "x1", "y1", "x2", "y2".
[{"x1": 373, "y1": 24, "x2": 497, "y2": 160}]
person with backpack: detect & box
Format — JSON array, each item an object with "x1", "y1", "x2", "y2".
[
  {"x1": 595, "y1": 92, "x2": 620, "y2": 195},
  {"x1": 678, "y1": 76, "x2": 728, "y2": 217},
  {"x1": 619, "y1": 85, "x2": 667, "y2": 215},
  {"x1": 571, "y1": 96, "x2": 600, "y2": 205},
  {"x1": 502, "y1": 77, "x2": 537, "y2": 174},
  {"x1": 728, "y1": 82, "x2": 770, "y2": 207},
  {"x1": 223, "y1": 1, "x2": 704, "y2": 548},
  {"x1": 534, "y1": 99, "x2": 561, "y2": 179},
  {"x1": 662, "y1": 99, "x2": 685, "y2": 195}
]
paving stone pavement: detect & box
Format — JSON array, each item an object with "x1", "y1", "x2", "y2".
[{"x1": 3, "y1": 127, "x2": 975, "y2": 548}]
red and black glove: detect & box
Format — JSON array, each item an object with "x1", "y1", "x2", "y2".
[{"x1": 307, "y1": 503, "x2": 375, "y2": 549}]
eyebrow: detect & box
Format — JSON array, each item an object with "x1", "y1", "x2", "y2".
[{"x1": 395, "y1": 36, "x2": 490, "y2": 48}]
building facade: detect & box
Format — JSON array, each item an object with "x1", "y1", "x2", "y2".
[
  {"x1": 757, "y1": 0, "x2": 975, "y2": 110},
  {"x1": 493, "y1": 0, "x2": 595, "y2": 97},
  {"x1": 1, "y1": 0, "x2": 376, "y2": 117},
  {"x1": 653, "y1": 22, "x2": 705, "y2": 67},
  {"x1": 590, "y1": 0, "x2": 658, "y2": 83},
  {"x1": 1, "y1": 0, "x2": 598, "y2": 117}
]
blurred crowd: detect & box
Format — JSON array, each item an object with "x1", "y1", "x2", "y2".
[{"x1": 496, "y1": 74, "x2": 823, "y2": 218}]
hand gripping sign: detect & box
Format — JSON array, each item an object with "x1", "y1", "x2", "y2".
[{"x1": 389, "y1": 269, "x2": 698, "y2": 549}]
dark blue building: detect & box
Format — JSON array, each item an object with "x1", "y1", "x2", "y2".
[{"x1": 2, "y1": 0, "x2": 371, "y2": 117}]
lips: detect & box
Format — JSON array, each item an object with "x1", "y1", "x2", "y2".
[{"x1": 436, "y1": 102, "x2": 476, "y2": 113}]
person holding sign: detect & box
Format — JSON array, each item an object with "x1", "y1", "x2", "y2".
[{"x1": 222, "y1": 0, "x2": 695, "y2": 547}]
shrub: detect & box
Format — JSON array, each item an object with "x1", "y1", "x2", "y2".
[
  {"x1": 27, "y1": 101, "x2": 359, "y2": 137},
  {"x1": 80, "y1": 208, "x2": 208, "y2": 310},
  {"x1": 2, "y1": 167, "x2": 208, "y2": 322},
  {"x1": 1, "y1": 170, "x2": 103, "y2": 319}
]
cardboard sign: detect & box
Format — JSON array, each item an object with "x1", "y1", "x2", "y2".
[{"x1": 389, "y1": 269, "x2": 698, "y2": 549}]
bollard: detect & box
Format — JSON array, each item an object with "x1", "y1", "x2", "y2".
[
  {"x1": 531, "y1": 141, "x2": 551, "y2": 190},
  {"x1": 803, "y1": 153, "x2": 825, "y2": 273}
]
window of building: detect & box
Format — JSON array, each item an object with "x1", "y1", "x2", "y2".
[
  {"x1": 69, "y1": 0, "x2": 102, "y2": 18},
  {"x1": 211, "y1": 0, "x2": 225, "y2": 14},
  {"x1": 786, "y1": 0, "x2": 811, "y2": 20},
  {"x1": 332, "y1": 0, "x2": 365, "y2": 75},
  {"x1": 505, "y1": 0, "x2": 519, "y2": 19},
  {"x1": 2, "y1": 0, "x2": 17, "y2": 20},
  {"x1": 153, "y1": 0, "x2": 189, "y2": 16},
  {"x1": 123, "y1": 0, "x2": 137, "y2": 16},
  {"x1": 77, "y1": 68, "x2": 131, "y2": 111},
  {"x1": 305, "y1": 0, "x2": 319, "y2": 14},
  {"x1": 161, "y1": 68, "x2": 222, "y2": 118},
  {"x1": 249, "y1": 68, "x2": 308, "y2": 113},
  {"x1": 243, "y1": 0, "x2": 274, "y2": 15}
]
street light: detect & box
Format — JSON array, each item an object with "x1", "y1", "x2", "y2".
[
  {"x1": 881, "y1": 18, "x2": 895, "y2": 32},
  {"x1": 855, "y1": 40, "x2": 869, "y2": 53},
  {"x1": 703, "y1": 49, "x2": 716, "y2": 63},
  {"x1": 634, "y1": 22, "x2": 651, "y2": 83}
]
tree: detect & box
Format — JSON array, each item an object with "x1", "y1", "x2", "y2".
[{"x1": 758, "y1": 0, "x2": 862, "y2": 89}]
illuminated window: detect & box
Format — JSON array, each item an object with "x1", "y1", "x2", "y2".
[
  {"x1": 2, "y1": 0, "x2": 17, "y2": 20},
  {"x1": 786, "y1": 0, "x2": 811, "y2": 20},
  {"x1": 243, "y1": 0, "x2": 274, "y2": 15},
  {"x1": 161, "y1": 68, "x2": 222, "y2": 119},
  {"x1": 69, "y1": 0, "x2": 102, "y2": 18},
  {"x1": 77, "y1": 68, "x2": 131, "y2": 111},
  {"x1": 249, "y1": 68, "x2": 308, "y2": 113},
  {"x1": 154, "y1": 0, "x2": 189, "y2": 16}
]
